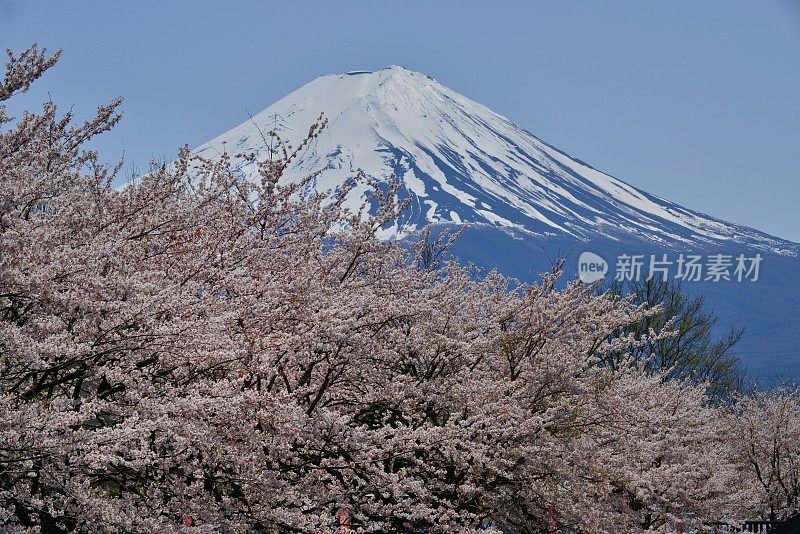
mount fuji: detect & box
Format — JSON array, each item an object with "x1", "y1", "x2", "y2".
[{"x1": 195, "y1": 66, "x2": 800, "y2": 378}]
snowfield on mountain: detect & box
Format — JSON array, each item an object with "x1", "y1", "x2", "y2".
[{"x1": 197, "y1": 66, "x2": 797, "y2": 255}]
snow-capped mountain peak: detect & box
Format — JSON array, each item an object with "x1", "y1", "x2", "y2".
[{"x1": 195, "y1": 67, "x2": 797, "y2": 255}]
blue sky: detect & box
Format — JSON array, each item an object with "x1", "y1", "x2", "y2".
[{"x1": 2, "y1": 0, "x2": 799, "y2": 242}]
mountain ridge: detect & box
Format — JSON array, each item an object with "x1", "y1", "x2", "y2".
[{"x1": 195, "y1": 65, "x2": 798, "y2": 256}]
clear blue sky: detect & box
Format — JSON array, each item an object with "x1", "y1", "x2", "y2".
[{"x1": 2, "y1": 0, "x2": 799, "y2": 242}]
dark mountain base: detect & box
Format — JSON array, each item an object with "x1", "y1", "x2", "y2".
[{"x1": 441, "y1": 224, "x2": 800, "y2": 382}]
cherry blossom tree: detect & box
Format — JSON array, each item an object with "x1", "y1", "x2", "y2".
[
  {"x1": 727, "y1": 388, "x2": 800, "y2": 522},
  {"x1": 606, "y1": 278, "x2": 744, "y2": 399},
  {"x1": 0, "y1": 45, "x2": 760, "y2": 533}
]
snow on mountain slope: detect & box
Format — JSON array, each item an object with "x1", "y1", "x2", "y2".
[{"x1": 195, "y1": 66, "x2": 798, "y2": 255}]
